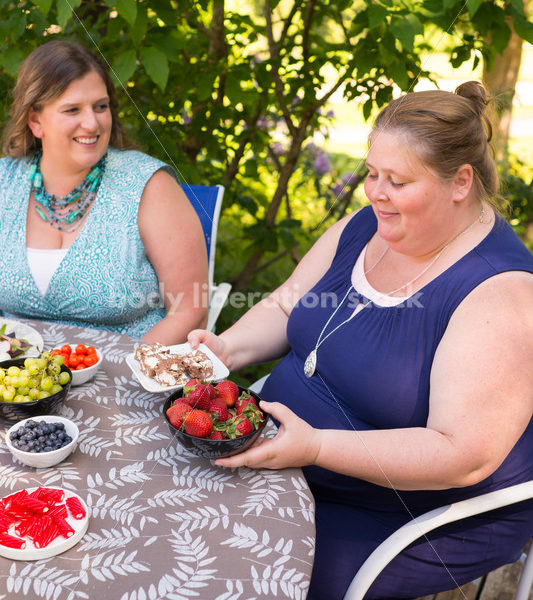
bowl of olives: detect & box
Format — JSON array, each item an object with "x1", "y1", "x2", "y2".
[{"x1": 0, "y1": 353, "x2": 72, "y2": 423}]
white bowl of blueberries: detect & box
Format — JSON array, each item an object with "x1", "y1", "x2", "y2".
[{"x1": 5, "y1": 415, "x2": 79, "y2": 468}]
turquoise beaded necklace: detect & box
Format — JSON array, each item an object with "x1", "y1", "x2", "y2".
[{"x1": 28, "y1": 151, "x2": 106, "y2": 233}]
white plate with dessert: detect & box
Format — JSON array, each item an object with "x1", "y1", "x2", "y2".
[{"x1": 125, "y1": 342, "x2": 229, "y2": 393}]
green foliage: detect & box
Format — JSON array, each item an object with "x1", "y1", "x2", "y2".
[
  {"x1": 503, "y1": 155, "x2": 533, "y2": 249},
  {"x1": 0, "y1": 0, "x2": 530, "y2": 359}
]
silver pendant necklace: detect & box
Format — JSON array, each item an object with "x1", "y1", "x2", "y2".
[{"x1": 304, "y1": 207, "x2": 485, "y2": 378}]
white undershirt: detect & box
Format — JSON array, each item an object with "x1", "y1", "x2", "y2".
[
  {"x1": 26, "y1": 247, "x2": 69, "y2": 296},
  {"x1": 351, "y1": 244, "x2": 409, "y2": 307}
]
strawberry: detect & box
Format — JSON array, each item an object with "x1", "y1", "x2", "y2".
[
  {"x1": 166, "y1": 401, "x2": 192, "y2": 428},
  {"x1": 182, "y1": 410, "x2": 213, "y2": 438},
  {"x1": 184, "y1": 383, "x2": 216, "y2": 411},
  {"x1": 216, "y1": 380, "x2": 239, "y2": 408},
  {"x1": 226, "y1": 415, "x2": 253, "y2": 439},
  {"x1": 234, "y1": 416, "x2": 253, "y2": 437},
  {"x1": 183, "y1": 378, "x2": 201, "y2": 395},
  {"x1": 209, "y1": 398, "x2": 231, "y2": 422},
  {"x1": 235, "y1": 394, "x2": 257, "y2": 415},
  {"x1": 208, "y1": 430, "x2": 226, "y2": 440}
]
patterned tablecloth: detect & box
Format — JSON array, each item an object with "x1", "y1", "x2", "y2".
[{"x1": 0, "y1": 321, "x2": 315, "y2": 600}]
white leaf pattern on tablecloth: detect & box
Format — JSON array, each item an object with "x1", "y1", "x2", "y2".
[{"x1": 0, "y1": 320, "x2": 315, "y2": 600}]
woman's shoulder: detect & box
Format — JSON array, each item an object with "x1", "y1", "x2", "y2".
[
  {"x1": 106, "y1": 147, "x2": 178, "y2": 183},
  {"x1": 475, "y1": 214, "x2": 533, "y2": 273}
]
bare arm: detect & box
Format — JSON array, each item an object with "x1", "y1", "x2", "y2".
[
  {"x1": 188, "y1": 211, "x2": 358, "y2": 370},
  {"x1": 217, "y1": 271, "x2": 533, "y2": 492},
  {"x1": 139, "y1": 170, "x2": 209, "y2": 344}
]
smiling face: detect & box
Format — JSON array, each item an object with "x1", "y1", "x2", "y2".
[
  {"x1": 27, "y1": 70, "x2": 112, "y2": 176},
  {"x1": 364, "y1": 129, "x2": 470, "y2": 257}
]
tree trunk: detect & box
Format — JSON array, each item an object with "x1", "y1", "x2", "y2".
[{"x1": 482, "y1": 1, "x2": 527, "y2": 164}]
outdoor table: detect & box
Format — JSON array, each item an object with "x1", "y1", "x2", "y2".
[{"x1": 0, "y1": 320, "x2": 315, "y2": 600}]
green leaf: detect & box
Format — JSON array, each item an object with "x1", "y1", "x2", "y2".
[
  {"x1": 390, "y1": 14, "x2": 423, "y2": 52},
  {"x1": 56, "y1": 0, "x2": 82, "y2": 27},
  {"x1": 466, "y1": 0, "x2": 483, "y2": 17},
  {"x1": 112, "y1": 49, "x2": 137, "y2": 86},
  {"x1": 513, "y1": 12, "x2": 533, "y2": 44},
  {"x1": 509, "y1": 0, "x2": 525, "y2": 16},
  {"x1": 140, "y1": 46, "x2": 169, "y2": 91},
  {"x1": 368, "y1": 4, "x2": 388, "y2": 29},
  {"x1": 131, "y1": 3, "x2": 148, "y2": 46},
  {"x1": 117, "y1": 0, "x2": 137, "y2": 26},
  {"x1": 31, "y1": 0, "x2": 52, "y2": 15},
  {"x1": 0, "y1": 46, "x2": 25, "y2": 77}
]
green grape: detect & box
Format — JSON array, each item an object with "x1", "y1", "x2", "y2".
[
  {"x1": 38, "y1": 390, "x2": 51, "y2": 399},
  {"x1": 2, "y1": 388, "x2": 15, "y2": 402},
  {"x1": 17, "y1": 385, "x2": 30, "y2": 396},
  {"x1": 24, "y1": 357, "x2": 36, "y2": 368},
  {"x1": 13, "y1": 394, "x2": 27, "y2": 403},
  {"x1": 28, "y1": 388, "x2": 40, "y2": 400},
  {"x1": 0, "y1": 370, "x2": 5, "y2": 382},
  {"x1": 17, "y1": 375, "x2": 29, "y2": 387},
  {"x1": 19, "y1": 369, "x2": 30, "y2": 378},
  {"x1": 7, "y1": 366, "x2": 20, "y2": 377},
  {"x1": 50, "y1": 384, "x2": 62, "y2": 395},
  {"x1": 40, "y1": 377, "x2": 53, "y2": 392},
  {"x1": 27, "y1": 364, "x2": 40, "y2": 376},
  {"x1": 0, "y1": 384, "x2": 5, "y2": 394},
  {"x1": 10, "y1": 377, "x2": 21, "y2": 388},
  {"x1": 58, "y1": 372, "x2": 71, "y2": 386},
  {"x1": 3, "y1": 376, "x2": 12, "y2": 386},
  {"x1": 28, "y1": 376, "x2": 39, "y2": 388},
  {"x1": 35, "y1": 358, "x2": 47, "y2": 370},
  {"x1": 51, "y1": 355, "x2": 64, "y2": 366}
]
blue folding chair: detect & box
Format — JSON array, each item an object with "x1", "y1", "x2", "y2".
[{"x1": 182, "y1": 184, "x2": 232, "y2": 331}]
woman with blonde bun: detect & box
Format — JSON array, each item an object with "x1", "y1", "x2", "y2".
[{"x1": 189, "y1": 82, "x2": 533, "y2": 599}]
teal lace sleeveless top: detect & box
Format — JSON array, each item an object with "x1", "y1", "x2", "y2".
[{"x1": 0, "y1": 147, "x2": 177, "y2": 338}]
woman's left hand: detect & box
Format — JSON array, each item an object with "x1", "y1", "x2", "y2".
[{"x1": 215, "y1": 401, "x2": 321, "y2": 470}]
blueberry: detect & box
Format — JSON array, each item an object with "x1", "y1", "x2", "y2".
[
  {"x1": 64, "y1": 435, "x2": 72, "y2": 444},
  {"x1": 38, "y1": 435, "x2": 46, "y2": 443},
  {"x1": 25, "y1": 419, "x2": 36, "y2": 428},
  {"x1": 34, "y1": 427, "x2": 43, "y2": 436},
  {"x1": 20, "y1": 445, "x2": 29, "y2": 452},
  {"x1": 48, "y1": 433, "x2": 57, "y2": 442},
  {"x1": 48, "y1": 424, "x2": 56, "y2": 433},
  {"x1": 43, "y1": 446, "x2": 53, "y2": 452}
]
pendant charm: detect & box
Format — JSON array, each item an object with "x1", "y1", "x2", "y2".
[{"x1": 304, "y1": 350, "x2": 317, "y2": 378}]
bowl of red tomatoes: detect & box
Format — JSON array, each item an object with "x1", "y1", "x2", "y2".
[{"x1": 51, "y1": 344, "x2": 102, "y2": 387}]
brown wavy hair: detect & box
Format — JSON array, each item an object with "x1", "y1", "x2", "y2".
[
  {"x1": 370, "y1": 81, "x2": 500, "y2": 208},
  {"x1": 1, "y1": 40, "x2": 133, "y2": 157}
]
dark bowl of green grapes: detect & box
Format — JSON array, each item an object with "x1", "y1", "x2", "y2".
[{"x1": 0, "y1": 353, "x2": 72, "y2": 423}]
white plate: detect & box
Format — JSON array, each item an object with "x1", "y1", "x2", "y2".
[
  {"x1": 125, "y1": 342, "x2": 229, "y2": 393},
  {"x1": 0, "y1": 318, "x2": 44, "y2": 358},
  {"x1": 0, "y1": 487, "x2": 89, "y2": 561}
]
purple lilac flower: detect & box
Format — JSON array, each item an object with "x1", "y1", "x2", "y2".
[
  {"x1": 332, "y1": 183, "x2": 344, "y2": 196},
  {"x1": 313, "y1": 153, "x2": 331, "y2": 176},
  {"x1": 271, "y1": 142, "x2": 285, "y2": 156},
  {"x1": 257, "y1": 115, "x2": 269, "y2": 128},
  {"x1": 341, "y1": 172, "x2": 354, "y2": 184},
  {"x1": 326, "y1": 109, "x2": 335, "y2": 118}
]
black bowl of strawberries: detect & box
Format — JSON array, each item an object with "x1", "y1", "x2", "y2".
[{"x1": 163, "y1": 379, "x2": 269, "y2": 459}]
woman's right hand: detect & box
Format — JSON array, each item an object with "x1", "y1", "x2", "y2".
[{"x1": 187, "y1": 329, "x2": 229, "y2": 367}]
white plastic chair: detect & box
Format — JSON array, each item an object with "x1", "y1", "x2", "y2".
[
  {"x1": 182, "y1": 184, "x2": 232, "y2": 331},
  {"x1": 343, "y1": 481, "x2": 533, "y2": 600}
]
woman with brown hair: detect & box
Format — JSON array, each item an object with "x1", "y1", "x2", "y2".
[
  {"x1": 0, "y1": 40, "x2": 208, "y2": 342},
  {"x1": 189, "y1": 82, "x2": 533, "y2": 598}
]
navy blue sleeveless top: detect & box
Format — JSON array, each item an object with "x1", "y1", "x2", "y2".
[{"x1": 262, "y1": 206, "x2": 533, "y2": 513}]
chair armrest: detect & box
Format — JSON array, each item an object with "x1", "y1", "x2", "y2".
[
  {"x1": 207, "y1": 282, "x2": 232, "y2": 332},
  {"x1": 343, "y1": 480, "x2": 533, "y2": 600}
]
